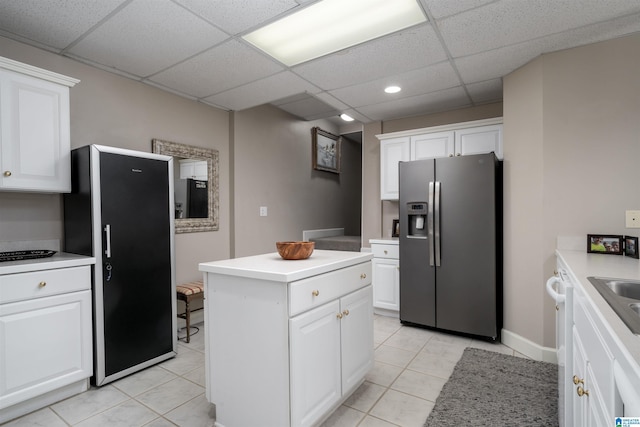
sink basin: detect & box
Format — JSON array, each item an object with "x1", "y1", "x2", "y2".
[
  {"x1": 603, "y1": 279, "x2": 640, "y2": 300},
  {"x1": 588, "y1": 277, "x2": 640, "y2": 335}
]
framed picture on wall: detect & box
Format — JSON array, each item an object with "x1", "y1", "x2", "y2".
[
  {"x1": 392, "y1": 219, "x2": 399, "y2": 237},
  {"x1": 312, "y1": 127, "x2": 341, "y2": 174},
  {"x1": 625, "y1": 236, "x2": 639, "y2": 259},
  {"x1": 587, "y1": 234, "x2": 623, "y2": 255}
]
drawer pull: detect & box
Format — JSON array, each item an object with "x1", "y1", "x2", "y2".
[
  {"x1": 3, "y1": 171, "x2": 11, "y2": 177},
  {"x1": 312, "y1": 290, "x2": 319, "y2": 297},
  {"x1": 336, "y1": 313, "x2": 343, "y2": 319},
  {"x1": 360, "y1": 273, "x2": 367, "y2": 279},
  {"x1": 384, "y1": 250, "x2": 388, "y2": 255},
  {"x1": 343, "y1": 309, "x2": 350, "y2": 316},
  {"x1": 577, "y1": 386, "x2": 589, "y2": 397},
  {"x1": 573, "y1": 375, "x2": 584, "y2": 385},
  {"x1": 38, "y1": 281, "x2": 47, "y2": 288}
]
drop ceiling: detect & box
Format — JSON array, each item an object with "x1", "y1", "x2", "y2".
[{"x1": 0, "y1": 0, "x2": 639, "y2": 124}]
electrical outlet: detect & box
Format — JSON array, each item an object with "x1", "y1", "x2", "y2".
[
  {"x1": 260, "y1": 206, "x2": 268, "y2": 217},
  {"x1": 626, "y1": 210, "x2": 640, "y2": 228}
]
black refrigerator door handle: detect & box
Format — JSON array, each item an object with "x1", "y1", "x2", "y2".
[
  {"x1": 104, "y1": 224, "x2": 112, "y2": 258},
  {"x1": 428, "y1": 181, "x2": 435, "y2": 266},
  {"x1": 434, "y1": 181, "x2": 441, "y2": 267}
]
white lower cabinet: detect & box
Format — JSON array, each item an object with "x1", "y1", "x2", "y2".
[
  {"x1": 371, "y1": 241, "x2": 399, "y2": 314},
  {"x1": 0, "y1": 259, "x2": 94, "y2": 423},
  {"x1": 290, "y1": 286, "x2": 373, "y2": 427}
]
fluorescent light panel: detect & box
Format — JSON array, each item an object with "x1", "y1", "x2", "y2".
[{"x1": 243, "y1": 0, "x2": 426, "y2": 67}]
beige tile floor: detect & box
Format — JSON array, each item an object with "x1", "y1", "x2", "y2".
[{"x1": 3, "y1": 315, "x2": 521, "y2": 427}]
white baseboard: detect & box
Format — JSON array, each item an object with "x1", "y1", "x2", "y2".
[{"x1": 501, "y1": 328, "x2": 557, "y2": 363}]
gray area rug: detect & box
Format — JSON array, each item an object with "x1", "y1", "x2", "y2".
[{"x1": 424, "y1": 347, "x2": 558, "y2": 427}]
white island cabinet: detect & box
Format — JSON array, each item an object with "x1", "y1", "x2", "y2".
[
  {"x1": 0, "y1": 253, "x2": 95, "y2": 424},
  {"x1": 199, "y1": 250, "x2": 374, "y2": 427}
]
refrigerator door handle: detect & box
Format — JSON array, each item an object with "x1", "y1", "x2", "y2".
[
  {"x1": 428, "y1": 181, "x2": 435, "y2": 266},
  {"x1": 434, "y1": 181, "x2": 441, "y2": 267},
  {"x1": 104, "y1": 224, "x2": 112, "y2": 258}
]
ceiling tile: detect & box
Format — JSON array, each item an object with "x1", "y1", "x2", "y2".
[
  {"x1": 0, "y1": 0, "x2": 125, "y2": 50},
  {"x1": 292, "y1": 23, "x2": 447, "y2": 90},
  {"x1": 203, "y1": 71, "x2": 319, "y2": 111},
  {"x1": 358, "y1": 86, "x2": 471, "y2": 121},
  {"x1": 455, "y1": 12, "x2": 640, "y2": 84},
  {"x1": 149, "y1": 39, "x2": 284, "y2": 98},
  {"x1": 465, "y1": 79, "x2": 503, "y2": 104},
  {"x1": 421, "y1": 0, "x2": 495, "y2": 19},
  {"x1": 174, "y1": 0, "x2": 299, "y2": 35},
  {"x1": 274, "y1": 94, "x2": 340, "y2": 120},
  {"x1": 329, "y1": 61, "x2": 459, "y2": 107},
  {"x1": 438, "y1": 0, "x2": 640, "y2": 57},
  {"x1": 67, "y1": 0, "x2": 229, "y2": 77}
]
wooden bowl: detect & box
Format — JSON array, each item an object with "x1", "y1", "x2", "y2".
[{"x1": 276, "y1": 241, "x2": 315, "y2": 260}]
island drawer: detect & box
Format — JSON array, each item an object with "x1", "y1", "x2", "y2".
[
  {"x1": 289, "y1": 262, "x2": 372, "y2": 317},
  {"x1": 371, "y1": 244, "x2": 398, "y2": 259},
  {"x1": 0, "y1": 266, "x2": 91, "y2": 304}
]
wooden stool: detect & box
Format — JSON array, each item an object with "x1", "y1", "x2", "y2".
[{"x1": 176, "y1": 280, "x2": 204, "y2": 343}]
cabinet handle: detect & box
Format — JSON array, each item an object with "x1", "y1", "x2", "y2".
[
  {"x1": 577, "y1": 386, "x2": 589, "y2": 397},
  {"x1": 343, "y1": 309, "x2": 350, "y2": 316},
  {"x1": 3, "y1": 171, "x2": 11, "y2": 177},
  {"x1": 38, "y1": 281, "x2": 47, "y2": 288},
  {"x1": 312, "y1": 290, "x2": 319, "y2": 297},
  {"x1": 384, "y1": 250, "x2": 388, "y2": 254},
  {"x1": 456, "y1": 153, "x2": 461, "y2": 156},
  {"x1": 573, "y1": 375, "x2": 584, "y2": 385},
  {"x1": 360, "y1": 273, "x2": 367, "y2": 279},
  {"x1": 448, "y1": 154, "x2": 453, "y2": 157},
  {"x1": 554, "y1": 270, "x2": 559, "y2": 276},
  {"x1": 337, "y1": 313, "x2": 343, "y2": 319}
]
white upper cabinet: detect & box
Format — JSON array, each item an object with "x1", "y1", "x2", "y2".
[
  {"x1": 378, "y1": 118, "x2": 502, "y2": 200},
  {"x1": 0, "y1": 56, "x2": 79, "y2": 193},
  {"x1": 380, "y1": 136, "x2": 410, "y2": 200}
]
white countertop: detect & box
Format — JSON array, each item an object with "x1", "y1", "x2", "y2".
[
  {"x1": 0, "y1": 252, "x2": 96, "y2": 275},
  {"x1": 556, "y1": 249, "x2": 640, "y2": 366},
  {"x1": 199, "y1": 249, "x2": 373, "y2": 283},
  {"x1": 369, "y1": 238, "x2": 398, "y2": 245}
]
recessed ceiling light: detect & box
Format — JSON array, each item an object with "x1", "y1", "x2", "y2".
[
  {"x1": 385, "y1": 86, "x2": 402, "y2": 94},
  {"x1": 340, "y1": 113, "x2": 355, "y2": 122},
  {"x1": 243, "y1": 0, "x2": 426, "y2": 67}
]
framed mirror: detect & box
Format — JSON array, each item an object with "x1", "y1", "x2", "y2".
[{"x1": 152, "y1": 139, "x2": 219, "y2": 233}]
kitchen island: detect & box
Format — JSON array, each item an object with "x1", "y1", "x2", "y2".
[{"x1": 199, "y1": 250, "x2": 374, "y2": 427}]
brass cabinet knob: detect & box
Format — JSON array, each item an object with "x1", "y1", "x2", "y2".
[
  {"x1": 3, "y1": 171, "x2": 11, "y2": 177},
  {"x1": 577, "y1": 386, "x2": 589, "y2": 397},
  {"x1": 556, "y1": 305, "x2": 559, "y2": 311},
  {"x1": 573, "y1": 375, "x2": 584, "y2": 385},
  {"x1": 38, "y1": 281, "x2": 47, "y2": 288},
  {"x1": 554, "y1": 270, "x2": 559, "y2": 276},
  {"x1": 360, "y1": 273, "x2": 367, "y2": 279},
  {"x1": 384, "y1": 250, "x2": 388, "y2": 254},
  {"x1": 449, "y1": 154, "x2": 454, "y2": 157},
  {"x1": 456, "y1": 153, "x2": 461, "y2": 156},
  {"x1": 343, "y1": 309, "x2": 350, "y2": 316},
  {"x1": 336, "y1": 313, "x2": 343, "y2": 319},
  {"x1": 312, "y1": 290, "x2": 319, "y2": 297}
]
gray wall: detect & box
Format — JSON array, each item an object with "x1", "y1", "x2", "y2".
[
  {"x1": 232, "y1": 105, "x2": 362, "y2": 257},
  {"x1": 0, "y1": 35, "x2": 362, "y2": 283},
  {"x1": 504, "y1": 33, "x2": 640, "y2": 348}
]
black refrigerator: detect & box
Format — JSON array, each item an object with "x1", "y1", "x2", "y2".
[
  {"x1": 64, "y1": 145, "x2": 176, "y2": 385},
  {"x1": 399, "y1": 153, "x2": 502, "y2": 340}
]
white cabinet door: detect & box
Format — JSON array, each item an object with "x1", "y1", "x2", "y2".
[
  {"x1": 290, "y1": 300, "x2": 341, "y2": 427},
  {"x1": 341, "y1": 286, "x2": 373, "y2": 394},
  {"x1": 411, "y1": 131, "x2": 454, "y2": 160},
  {"x1": 454, "y1": 124, "x2": 503, "y2": 159},
  {"x1": 0, "y1": 290, "x2": 92, "y2": 410},
  {"x1": 380, "y1": 137, "x2": 409, "y2": 200},
  {"x1": 372, "y1": 259, "x2": 399, "y2": 311},
  {"x1": 0, "y1": 69, "x2": 71, "y2": 192}
]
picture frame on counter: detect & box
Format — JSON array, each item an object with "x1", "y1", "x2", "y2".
[
  {"x1": 625, "y1": 236, "x2": 639, "y2": 259},
  {"x1": 392, "y1": 219, "x2": 399, "y2": 237},
  {"x1": 312, "y1": 127, "x2": 341, "y2": 174},
  {"x1": 587, "y1": 234, "x2": 623, "y2": 255}
]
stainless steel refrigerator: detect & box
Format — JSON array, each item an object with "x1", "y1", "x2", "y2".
[
  {"x1": 399, "y1": 153, "x2": 501, "y2": 340},
  {"x1": 64, "y1": 145, "x2": 177, "y2": 385}
]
